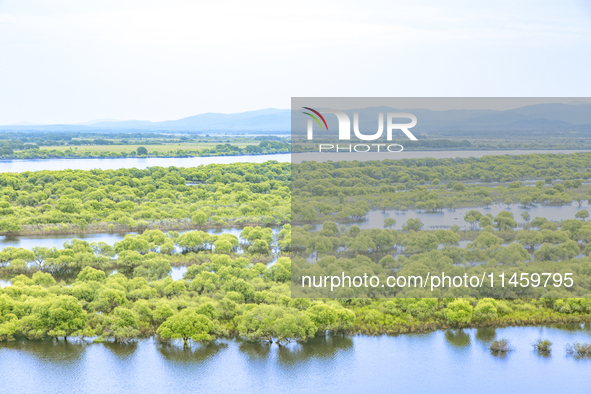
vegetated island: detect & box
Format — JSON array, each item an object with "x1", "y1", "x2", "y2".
[
  {"x1": 0, "y1": 153, "x2": 590, "y2": 346},
  {"x1": 0, "y1": 128, "x2": 591, "y2": 160}
]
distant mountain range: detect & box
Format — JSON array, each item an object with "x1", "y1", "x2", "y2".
[
  {"x1": 0, "y1": 108, "x2": 291, "y2": 133},
  {"x1": 2, "y1": 103, "x2": 591, "y2": 134},
  {"x1": 292, "y1": 103, "x2": 591, "y2": 135}
]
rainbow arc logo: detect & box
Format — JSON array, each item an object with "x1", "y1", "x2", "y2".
[{"x1": 302, "y1": 107, "x2": 328, "y2": 131}]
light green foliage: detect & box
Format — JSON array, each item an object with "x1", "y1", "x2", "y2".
[
  {"x1": 402, "y1": 218, "x2": 423, "y2": 232},
  {"x1": 444, "y1": 299, "x2": 473, "y2": 326},
  {"x1": 576, "y1": 210, "x2": 589, "y2": 220},
  {"x1": 494, "y1": 211, "x2": 517, "y2": 230},
  {"x1": 157, "y1": 309, "x2": 215, "y2": 345},
  {"x1": 31, "y1": 271, "x2": 56, "y2": 287},
  {"x1": 268, "y1": 257, "x2": 291, "y2": 283},
  {"x1": 274, "y1": 309, "x2": 317, "y2": 343},
  {"x1": 384, "y1": 218, "x2": 396, "y2": 229},
  {"x1": 192, "y1": 210, "x2": 208, "y2": 225},
  {"x1": 473, "y1": 299, "x2": 498, "y2": 321},
  {"x1": 469, "y1": 232, "x2": 501, "y2": 250},
  {"x1": 175, "y1": 231, "x2": 210, "y2": 253},
  {"x1": 0, "y1": 162, "x2": 290, "y2": 236},
  {"x1": 115, "y1": 235, "x2": 150, "y2": 254},
  {"x1": 306, "y1": 303, "x2": 339, "y2": 333},
  {"x1": 20, "y1": 295, "x2": 87, "y2": 339},
  {"x1": 107, "y1": 307, "x2": 140, "y2": 343},
  {"x1": 235, "y1": 304, "x2": 282, "y2": 342},
  {"x1": 1, "y1": 155, "x2": 591, "y2": 344}
]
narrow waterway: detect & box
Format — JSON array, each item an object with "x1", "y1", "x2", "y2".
[
  {"x1": 2, "y1": 150, "x2": 590, "y2": 172},
  {"x1": 312, "y1": 201, "x2": 590, "y2": 231}
]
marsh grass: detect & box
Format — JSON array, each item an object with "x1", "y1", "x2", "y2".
[
  {"x1": 490, "y1": 339, "x2": 513, "y2": 353},
  {"x1": 533, "y1": 339, "x2": 552, "y2": 353},
  {"x1": 566, "y1": 342, "x2": 591, "y2": 358}
]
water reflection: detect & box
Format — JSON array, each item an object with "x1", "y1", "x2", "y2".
[
  {"x1": 535, "y1": 348, "x2": 552, "y2": 359},
  {"x1": 490, "y1": 349, "x2": 511, "y2": 359},
  {"x1": 157, "y1": 341, "x2": 228, "y2": 364},
  {"x1": 475, "y1": 327, "x2": 497, "y2": 343},
  {"x1": 444, "y1": 329, "x2": 471, "y2": 349},
  {"x1": 276, "y1": 335, "x2": 354, "y2": 365},
  {"x1": 549, "y1": 322, "x2": 591, "y2": 333},
  {"x1": 0, "y1": 338, "x2": 87, "y2": 363},
  {"x1": 237, "y1": 335, "x2": 354, "y2": 364},
  {"x1": 0, "y1": 226, "x2": 279, "y2": 251},
  {"x1": 102, "y1": 341, "x2": 139, "y2": 360},
  {"x1": 1, "y1": 325, "x2": 591, "y2": 393},
  {"x1": 238, "y1": 340, "x2": 272, "y2": 361}
]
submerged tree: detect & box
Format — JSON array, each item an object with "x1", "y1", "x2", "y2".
[{"x1": 157, "y1": 309, "x2": 216, "y2": 346}]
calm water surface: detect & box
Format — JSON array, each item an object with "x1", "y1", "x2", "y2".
[
  {"x1": 0, "y1": 226, "x2": 267, "y2": 250},
  {"x1": 294, "y1": 149, "x2": 591, "y2": 163},
  {"x1": 1, "y1": 150, "x2": 589, "y2": 172},
  {"x1": 0, "y1": 154, "x2": 291, "y2": 173},
  {"x1": 0, "y1": 325, "x2": 589, "y2": 394},
  {"x1": 313, "y1": 201, "x2": 590, "y2": 231},
  {"x1": 1, "y1": 202, "x2": 584, "y2": 252}
]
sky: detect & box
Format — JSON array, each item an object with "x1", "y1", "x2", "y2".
[{"x1": 0, "y1": 0, "x2": 590, "y2": 124}]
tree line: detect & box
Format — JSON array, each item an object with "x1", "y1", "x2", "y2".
[{"x1": 0, "y1": 162, "x2": 290, "y2": 235}]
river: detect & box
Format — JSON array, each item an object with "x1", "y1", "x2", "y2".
[
  {"x1": 0, "y1": 324, "x2": 589, "y2": 394},
  {"x1": 0, "y1": 153, "x2": 291, "y2": 172},
  {"x1": 292, "y1": 149, "x2": 591, "y2": 164},
  {"x1": 1, "y1": 150, "x2": 590, "y2": 172}
]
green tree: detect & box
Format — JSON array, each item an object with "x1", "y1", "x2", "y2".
[
  {"x1": 248, "y1": 239, "x2": 270, "y2": 254},
  {"x1": 0, "y1": 218, "x2": 21, "y2": 234},
  {"x1": 444, "y1": 299, "x2": 473, "y2": 326},
  {"x1": 494, "y1": 211, "x2": 517, "y2": 230},
  {"x1": 306, "y1": 303, "x2": 338, "y2": 334},
  {"x1": 192, "y1": 210, "x2": 208, "y2": 225},
  {"x1": 107, "y1": 307, "x2": 140, "y2": 343},
  {"x1": 383, "y1": 218, "x2": 396, "y2": 229},
  {"x1": 175, "y1": 231, "x2": 208, "y2": 253},
  {"x1": 21, "y1": 296, "x2": 87, "y2": 340},
  {"x1": 575, "y1": 210, "x2": 589, "y2": 221},
  {"x1": 402, "y1": 218, "x2": 423, "y2": 232},
  {"x1": 301, "y1": 206, "x2": 318, "y2": 222},
  {"x1": 274, "y1": 310, "x2": 317, "y2": 344},
  {"x1": 157, "y1": 309, "x2": 215, "y2": 346},
  {"x1": 474, "y1": 299, "x2": 498, "y2": 321},
  {"x1": 235, "y1": 304, "x2": 281, "y2": 342}
]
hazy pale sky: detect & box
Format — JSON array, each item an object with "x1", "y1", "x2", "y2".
[{"x1": 0, "y1": 0, "x2": 590, "y2": 124}]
